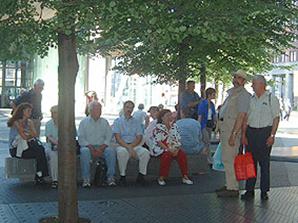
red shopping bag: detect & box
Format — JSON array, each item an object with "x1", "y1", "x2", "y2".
[{"x1": 234, "y1": 145, "x2": 256, "y2": 181}]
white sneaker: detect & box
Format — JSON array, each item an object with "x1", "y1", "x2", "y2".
[
  {"x1": 157, "y1": 178, "x2": 166, "y2": 186},
  {"x1": 182, "y1": 178, "x2": 193, "y2": 185},
  {"x1": 82, "y1": 180, "x2": 91, "y2": 188}
]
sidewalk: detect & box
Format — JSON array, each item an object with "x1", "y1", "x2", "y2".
[{"x1": 0, "y1": 109, "x2": 298, "y2": 222}]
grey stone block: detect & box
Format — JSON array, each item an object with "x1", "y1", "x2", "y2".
[{"x1": 5, "y1": 157, "x2": 36, "y2": 180}]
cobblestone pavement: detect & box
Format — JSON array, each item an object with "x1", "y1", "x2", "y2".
[{"x1": 1, "y1": 109, "x2": 298, "y2": 222}]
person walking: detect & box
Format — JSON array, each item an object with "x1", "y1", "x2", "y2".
[{"x1": 241, "y1": 75, "x2": 280, "y2": 201}]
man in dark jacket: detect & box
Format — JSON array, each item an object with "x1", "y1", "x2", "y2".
[{"x1": 12, "y1": 79, "x2": 44, "y2": 136}]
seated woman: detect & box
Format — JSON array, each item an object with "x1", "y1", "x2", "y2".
[
  {"x1": 8, "y1": 103, "x2": 48, "y2": 184},
  {"x1": 152, "y1": 109, "x2": 193, "y2": 186},
  {"x1": 45, "y1": 105, "x2": 59, "y2": 189}
]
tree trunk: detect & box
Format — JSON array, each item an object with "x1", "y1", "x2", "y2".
[
  {"x1": 221, "y1": 83, "x2": 226, "y2": 104},
  {"x1": 177, "y1": 77, "x2": 186, "y2": 119},
  {"x1": 20, "y1": 61, "x2": 27, "y2": 88},
  {"x1": 1, "y1": 61, "x2": 6, "y2": 108},
  {"x1": 200, "y1": 64, "x2": 206, "y2": 98},
  {"x1": 57, "y1": 32, "x2": 79, "y2": 223},
  {"x1": 214, "y1": 79, "x2": 219, "y2": 105}
]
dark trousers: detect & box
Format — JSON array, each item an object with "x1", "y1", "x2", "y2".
[
  {"x1": 10, "y1": 139, "x2": 49, "y2": 177},
  {"x1": 245, "y1": 126, "x2": 272, "y2": 192}
]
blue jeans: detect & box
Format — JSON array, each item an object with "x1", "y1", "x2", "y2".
[{"x1": 80, "y1": 146, "x2": 116, "y2": 181}]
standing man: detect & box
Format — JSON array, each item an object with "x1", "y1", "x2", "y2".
[
  {"x1": 12, "y1": 79, "x2": 44, "y2": 136},
  {"x1": 241, "y1": 75, "x2": 280, "y2": 201},
  {"x1": 133, "y1": 103, "x2": 147, "y2": 132},
  {"x1": 113, "y1": 100, "x2": 150, "y2": 186},
  {"x1": 78, "y1": 101, "x2": 116, "y2": 188},
  {"x1": 179, "y1": 80, "x2": 201, "y2": 120},
  {"x1": 216, "y1": 70, "x2": 251, "y2": 197}
]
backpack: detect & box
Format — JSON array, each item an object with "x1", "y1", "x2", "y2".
[{"x1": 93, "y1": 158, "x2": 107, "y2": 187}]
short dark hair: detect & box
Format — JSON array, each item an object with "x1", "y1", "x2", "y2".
[
  {"x1": 205, "y1": 88, "x2": 216, "y2": 98},
  {"x1": 181, "y1": 107, "x2": 192, "y2": 118},
  {"x1": 157, "y1": 109, "x2": 171, "y2": 124},
  {"x1": 148, "y1": 106, "x2": 159, "y2": 113},
  {"x1": 186, "y1": 80, "x2": 195, "y2": 85},
  {"x1": 123, "y1": 100, "x2": 134, "y2": 108}
]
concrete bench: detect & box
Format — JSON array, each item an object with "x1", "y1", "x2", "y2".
[
  {"x1": 5, "y1": 157, "x2": 36, "y2": 181},
  {"x1": 5, "y1": 153, "x2": 208, "y2": 182}
]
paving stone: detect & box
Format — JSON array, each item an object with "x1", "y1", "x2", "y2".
[{"x1": 0, "y1": 204, "x2": 19, "y2": 223}]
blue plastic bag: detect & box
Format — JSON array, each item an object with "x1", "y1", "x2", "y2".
[{"x1": 212, "y1": 143, "x2": 224, "y2": 171}]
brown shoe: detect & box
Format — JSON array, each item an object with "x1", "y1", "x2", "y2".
[
  {"x1": 215, "y1": 186, "x2": 227, "y2": 193},
  {"x1": 216, "y1": 189, "x2": 239, "y2": 197}
]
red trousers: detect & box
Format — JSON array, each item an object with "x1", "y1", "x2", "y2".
[{"x1": 159, "y1": 149, "x2": 188, "y2": 177}]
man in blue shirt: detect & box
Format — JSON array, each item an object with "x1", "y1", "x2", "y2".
[
  {"x1": 179, "y1": 80, "x2": 201, "y2": 120},
  {"x1": 113, "y1": 100, "x2": 150, "y2": 186},
  {"x1": 176, "y1": 108, "x2": 205, "y2": 154}
]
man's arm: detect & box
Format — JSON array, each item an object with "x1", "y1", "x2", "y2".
[
  {"x1": 229, "y1": 112, "x2": 247, "y2": 146},
  {"x1": 114, "y1": 133, "x2": 130, "y2": 149},
  {"x1": 128, "y1": 135, "x2": 142, "y2": 148},
  {"x1": 77, "y1": 120, "x2": 89, "y2": 147},
  {"x1": 241, "y1": 114, "x2": 248, "y2": 145},
  {"x1": 266, "y1": 117, "x2": 280, "y2": 146}
]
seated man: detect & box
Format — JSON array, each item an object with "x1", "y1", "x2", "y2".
[
  {"x1": 113, "y1": 100, "x2": 150, "y2": 186},
  {"x1": 78, "y1": 101, "x2": 116, "y2": 188},
  {"x1": 176, "y1": 108, "x2": 205, "y2": 154}
]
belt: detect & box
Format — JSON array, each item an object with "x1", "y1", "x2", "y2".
[
  {"x1": 248, "y1": 126, "x2": 272, "y2": 130},
  {"x1": 219, "y1": 118, "x2": 224, "y2": 121}
]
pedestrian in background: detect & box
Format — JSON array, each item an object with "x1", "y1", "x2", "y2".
[
  {"x1": 179, "y1": 80, "x2": 201, "y2": 120},
  {"x1": 12, "y1": 79, "x2": 44, "y2": 137},
  {"x1": 198, "y1": 87, "x2": 217, "y2": 164}
]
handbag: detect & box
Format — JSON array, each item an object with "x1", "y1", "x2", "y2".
[
  {"x1": 234, "y1": 145, "x2": 256, "y2": 181},
  {"x1": 93, "y1": 158, "x2": 107, "y2": 187},
  {"x1": 206, "y1": 120, "x2": 215, "y2": 129},
  {"x1": 212, "y1": 143, "x2": 224, "y2": 171}
]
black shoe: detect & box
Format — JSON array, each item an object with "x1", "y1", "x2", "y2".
[
  {"x1": 118, "y1": 176, "x2": 127, "y2": 187},
  {"x1": 136, "y1": 173, "x2": 148, "y2": 186},
  {"x1": 241, "y1": 191, "x2": 255, "y2": 201},
  {"x1": 216, "y1": 189, "x2": 239, "y2": 197},
  {"x1": 261, "y1": 192, "x2": 269, "y2": 201},
  {"x1": 51, "y1": 181, "x2": 58, "y2": 189},
  {"x1": 215, "y1": 186, "x2": 227, "y2": 193},
  {"x1": 35, "y1": 176, "x2": 46, "y2": 185}
]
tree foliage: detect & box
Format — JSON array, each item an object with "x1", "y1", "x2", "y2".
[{"x1": 97, "y1": 0, "x2": 297, "y2": 84}]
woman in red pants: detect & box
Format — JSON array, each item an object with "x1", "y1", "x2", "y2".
[{"x1": 153, "y1": 109, "x2": 193, "y2": 186}]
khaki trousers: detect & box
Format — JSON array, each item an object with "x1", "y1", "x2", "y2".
[{"x1": 220, "y1": 130, "x2": 240, "y2": 190}]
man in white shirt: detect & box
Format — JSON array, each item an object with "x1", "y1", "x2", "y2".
[
  {"x1": 78, "y1": 101, "x2": 116, "y2": 188},
  {"x1": 241, "y1": 75, "x2": 280, "y2": 201}
]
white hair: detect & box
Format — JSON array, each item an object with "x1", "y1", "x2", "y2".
[
  {"x1": 34, "y1": 79, "x2": 45, "y2": 87},
  {"x1": 252, "y1": 75, "x2": 267, "y2": 85},
  {"x1": 88, "y1": 101, "x2": 101, "y2": 113}
]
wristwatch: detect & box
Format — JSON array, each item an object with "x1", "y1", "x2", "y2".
[{"x1": 270, "y1": 134, "x2": 275, "y2": 138}]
